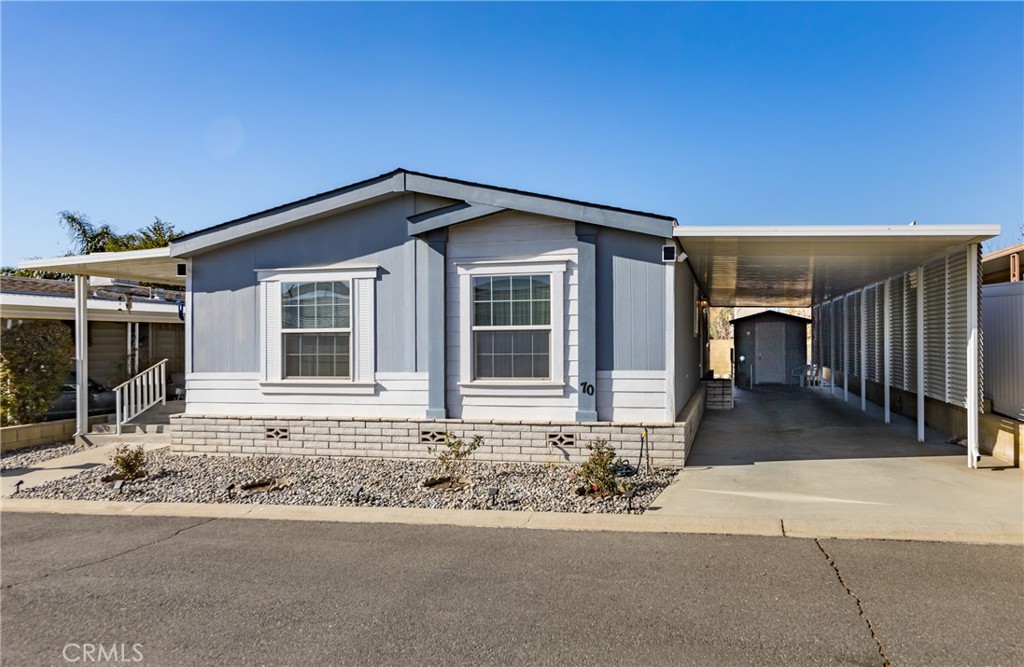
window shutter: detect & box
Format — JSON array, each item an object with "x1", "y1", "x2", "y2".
[
  {"x1": 264, "y1": 282, "x2": 281, "y2": 381},
  {"x1": 353, "y1": 278, "x2": 375, "y2": 383}
]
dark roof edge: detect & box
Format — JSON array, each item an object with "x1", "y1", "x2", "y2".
[
  {"x1": 172, "y1": 169, "x2": 405, "y2": 245},
  {"x1": 172, "y1": 168, "x2": 677, "y2": 252}
]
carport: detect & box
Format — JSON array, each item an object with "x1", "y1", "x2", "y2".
[
  {"x1": 19, "y1": 248, "x2": 185, "y2": 437},
  {"x1": 675, "y1": 224, "x2": 999, "y2": 469}
]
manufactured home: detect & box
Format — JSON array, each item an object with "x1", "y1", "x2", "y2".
[{"x1": 21, "y1": 169, "x2": 1001, "y2": 467}]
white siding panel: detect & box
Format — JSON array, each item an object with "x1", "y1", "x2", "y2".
[
  {"x1": 185, "y1": 372, "x2": 428, "y2": 417},
  {"x1": 983, "y1": 281, "x2": 1024, "y2": 419},
  {"x1": 596, "y1": 371, "x2": 668, "y2": 422}
]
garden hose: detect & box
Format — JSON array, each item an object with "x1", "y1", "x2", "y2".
[{"x1": 615, "y1": 428, "x2": 653, "y2": 477}]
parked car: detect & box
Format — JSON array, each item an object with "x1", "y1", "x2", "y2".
[{"x1": 44, "y1": 376, "x2": 117, "y2": 421}]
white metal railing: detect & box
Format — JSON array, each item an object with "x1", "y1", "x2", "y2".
[{"x1": 114, "y1": 359, "x2": 168, "y2": 434}]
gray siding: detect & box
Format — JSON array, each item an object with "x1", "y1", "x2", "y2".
[
  {"x1": 674, "y1": 261, "x2": 701, "y2": 416},
  {"x1": 191, "y1": 195, "x2": 418, "y2": 374},
  {"x1": 596, "y1": 229, "x2": 665, "y2": 371}
]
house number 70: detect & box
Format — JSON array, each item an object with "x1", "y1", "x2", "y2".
[{"x1": 580, "y1": 382, "x2": 595, "y2": 396}]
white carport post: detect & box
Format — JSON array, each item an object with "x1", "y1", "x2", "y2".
[
  {"x1": 842, "y1": 294, "x2": 849, "y2": 401},
  {"x1": 860, "y1": 287, "x2": 867, "y2": 412},
  {"x1": 883, "y1": 278, "x2": 891, "y2": 424},
  {"x1": 74, "y1": 275, "x2": 89, "y2": 437},
  {"x1": 966, "y1": 244, "x2": 980, "y2": 468},
  {"x1": 916, "y1": 265, "x2": 926, "y2": 442}
]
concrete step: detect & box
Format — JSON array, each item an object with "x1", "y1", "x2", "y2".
[
  {"x1": 91, "y1": 423, "x2": 172, "y2": 435},
  {"x1": 77, "y1": 432, "x2": 171, "y2": 447},
  {"x1": 103, "y1": 401, "x2": 186, "y2": 427}
]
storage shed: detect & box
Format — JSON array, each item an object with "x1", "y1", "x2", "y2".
[{"x1": 731, "y1": 311, "x2": 810, "y2": 388}]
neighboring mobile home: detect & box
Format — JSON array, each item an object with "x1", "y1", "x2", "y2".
[{"x1": 0, "y1": 276, "x2": 185, "y2": 388}]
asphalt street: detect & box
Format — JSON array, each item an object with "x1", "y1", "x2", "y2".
[{"x1": 1, "y1": 513, "x2": 1021, "y2": 666}]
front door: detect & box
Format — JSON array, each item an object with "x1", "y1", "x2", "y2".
[{"x1": 755, "y1": 321, "x2": 785, "y2": 384}]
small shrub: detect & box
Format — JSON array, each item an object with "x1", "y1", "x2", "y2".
[
  {"x1": 111, "y1": 445, "x2": 147, "y2": 480},
  {"x1": 427, "y1": 431, "x2": 483, "y2": 479},
  {"x1": 0, "y1": 320, "x2": 75, "y2": 426},
  {"x1": 572, "y1": 439, "x2": 623, "y2": 496}
]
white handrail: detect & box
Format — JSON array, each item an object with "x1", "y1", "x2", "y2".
[{"x1": 115, "y1": 359, "x2": 169, "y2": 434}]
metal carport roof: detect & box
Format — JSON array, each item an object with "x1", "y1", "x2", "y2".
[{"x1": 674, "y1": 224, "x2": 999, "y2": 307}]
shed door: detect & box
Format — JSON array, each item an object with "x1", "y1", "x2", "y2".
[{"x1": 755, "y1": 321, "x2": 786, "y2": 384}]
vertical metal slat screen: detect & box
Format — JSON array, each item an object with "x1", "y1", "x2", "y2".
[
  {"x1": 975, "y1": 245, "x2": 985, "y2": 413},
  {"x1": 865, "y1": 286, "x2": 879, "y2": 383},
  {"x1": 945, "y1": 250, "x2": 969, "y2": 407},
  {"x1": 904, "y1": 272, "x2": 918, "y2": 393},
  {"x1": 923, "y1": 258, "x2": 947, "y2": 401},
  {"x1": 890, "y1": 275, "x2": 906, "y2": 391},
  {"x1": 811, "y1": 304, "x2": 821, "y2": 368}
]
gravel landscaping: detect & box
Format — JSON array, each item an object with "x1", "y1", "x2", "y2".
[
  {"x1": 19, "y1": 451, "x2": 676, "y2": 514},
  {"x1": 0, "y1": 439, "x2": 91, "y2": 471}
]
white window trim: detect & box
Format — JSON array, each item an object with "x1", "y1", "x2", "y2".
[
  {"x1": 257, "y1": 266, "x2": 378, "y2": 393},
  {"x1": 456, "y1": 259, "x2": 567, "y2": 394}
]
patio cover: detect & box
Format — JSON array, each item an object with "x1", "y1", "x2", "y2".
[
  {"x1": 17, "y1": 247, "x2": 184, "y2": 437},
  {"x1": 19, "y1": 247, "x2": 184, "y2": 286},
  {"x1": 674, "y1": 224, "x2": 999, "y2": 307}
]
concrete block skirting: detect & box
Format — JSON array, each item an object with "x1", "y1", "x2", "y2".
[
  {"x1": 171, "y1": 387, "x2": 708, "y2": 469},
  {"x1": 703, "y1": 378, "x2": 734, "y2": 410},
  {"x1": 1, "y1": 416, "x2": 107, "y2": 452}
]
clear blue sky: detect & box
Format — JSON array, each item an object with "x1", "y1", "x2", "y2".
[{"x1": 2, "y1": 1, "x2": 1022, "y2": 266}]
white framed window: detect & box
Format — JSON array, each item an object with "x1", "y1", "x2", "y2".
[
  {"x1": 472, "y1": 274, "x2": 551, "y2": 379},
  {"x1": 457, "y1": 259, "x2": 566, "y2": 393},
  {"x1": 258, "y1": 266, "x2": 377, "y2": 393},
  {"x1": 281, "y1": 281, "x2": 351, "y2": 379}
]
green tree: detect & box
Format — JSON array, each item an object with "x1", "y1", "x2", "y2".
[
  {"x1": 114, "y1": 218, "x2": 184, "y2": 250},
  {"x1": 709, "y1": 307, "x2": 734, "y2": 340},
  {"x1": 1, "y1": 266, "x2": 70, "y2": 280},
  {"x1": 0, "y1": 321, "x2": 75, "y2": 426},
  {"x1": 5, "y1": 213, "x2": 186, "y2": 280},
  {"x1": 58, "y1": 211, "x2": 184, "y2": 254}
]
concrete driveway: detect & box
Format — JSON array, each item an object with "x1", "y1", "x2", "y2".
[{"x1": 650, "y1": 386, "x2": 1024, "y2": 542}]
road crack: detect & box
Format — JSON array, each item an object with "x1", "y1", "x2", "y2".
[
  {"x1": 3, "y1": 518, "x2": 215, "y2": 589},
  {"x1": 815, "y1": 538, "x2": 891, "y2": 667}
]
